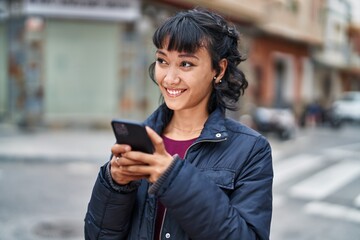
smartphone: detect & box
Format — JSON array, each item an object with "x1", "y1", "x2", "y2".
[{"x1": 111, "y1": 119, "x2": 154, "y2": 154}]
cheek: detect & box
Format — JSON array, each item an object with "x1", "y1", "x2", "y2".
[{"x1": 154, "y1": 66, "x2": 163, "y2": 85}]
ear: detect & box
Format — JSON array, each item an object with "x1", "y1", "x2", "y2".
[{"x1": 215, "y1": 59, "x2": 228, "y2": 83}]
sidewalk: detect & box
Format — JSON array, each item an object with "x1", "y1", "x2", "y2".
[{"x1": 0, "y1": 124, "x2": 115, "y2": 163}]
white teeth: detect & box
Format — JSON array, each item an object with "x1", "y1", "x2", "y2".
[{"x1": 167, "y1": 89, "x2": 183, "y2": 95}]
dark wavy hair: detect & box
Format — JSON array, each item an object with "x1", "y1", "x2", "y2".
[{"x1": 148, "y1": 8, "x2": 248, "y2": 113}]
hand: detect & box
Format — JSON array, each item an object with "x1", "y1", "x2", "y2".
[
  {"x1": 118, "y1": 126, "x2": 173, "y2": 183},
  {"x1": 110, "y1": 144, "x2": 149, "y2": 185}
]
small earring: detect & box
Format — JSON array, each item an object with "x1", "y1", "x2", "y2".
[
  {"x1": 219, "y1": 79, "x2": 222, "y2": 83},
  {"x1": 213, "y1": 76, "x2": 217, "y2": 80}
]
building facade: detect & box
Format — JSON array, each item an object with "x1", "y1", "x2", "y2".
[
  {"x1": 312, "y1": 0, "x2": 354, "y2": 109},
  {"x1": 1, "y1": 0, "x2": 360, "y2": 129},
  {"x1": 1, "y1": 0, "x2": 159, "y2": 129}
]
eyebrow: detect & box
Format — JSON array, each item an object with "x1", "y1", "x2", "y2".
[{"x1": 156, "y1": 50, "x2": 199, "y2": 60}]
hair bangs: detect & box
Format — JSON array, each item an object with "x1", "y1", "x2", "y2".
[{"x1": 153, "y1": 16, "x2": 207, "y2": 53}]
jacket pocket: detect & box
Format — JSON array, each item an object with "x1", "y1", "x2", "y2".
[{"x1": 200, "y1": 168, "x2": 235, "y2": 190}]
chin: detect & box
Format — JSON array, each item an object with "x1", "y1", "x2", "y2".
[
  {"x1": 165, "y1": 104, "x2": 179, "y2": 111},
  {"x1": 164, "y1": 101, "x2": 182, "y2": 111}
]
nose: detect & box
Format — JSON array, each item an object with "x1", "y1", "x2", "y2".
[{"x1": 163, "y1": 66, "x2": 180, "y2": 85}]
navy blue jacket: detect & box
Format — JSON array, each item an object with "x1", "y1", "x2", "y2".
[{"x1": 84, "y1": 105, "x2": 273, "y2": 240}]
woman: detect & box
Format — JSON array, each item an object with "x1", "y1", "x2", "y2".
[{"x1": 85, "y1": 8, "x2": 273, "y2": 240}]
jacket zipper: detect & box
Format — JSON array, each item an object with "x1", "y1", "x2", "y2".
[
  {"x1": 159, "y1": 208, "x2": 167, "y2": 240},
  {"x1": 158, "y1": 137, "x2": 227, "y2": 238}
]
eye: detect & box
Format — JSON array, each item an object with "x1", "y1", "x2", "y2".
[
  {"x1": 180, "y1": 61, "x2": 193, "y2": 68},
  {"x1": 156, "y1": 58, "x2": 167, "y2": 65}
]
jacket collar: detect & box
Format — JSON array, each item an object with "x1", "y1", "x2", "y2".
[{"x1": 144, "y1": 104, "x2": 228, "y2": 141}]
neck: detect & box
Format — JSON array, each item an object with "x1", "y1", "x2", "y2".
[
  {"x1": 164, "y1": 126, "x2": 203, "y2": 140},
  {"x1": 164, "y1": 109, "x2": 208, "y2": 140},
  {"x1": 172, "y1": 110, "x2": 208, "y2": 130},
  {"x1": 172, "y1": 125, "x2": 203, "y2": 133}
]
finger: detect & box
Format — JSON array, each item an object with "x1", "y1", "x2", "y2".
[
  {"x1": 118, "y1": 156, "x2": 148, "y2": 166},
  {"x1": 111, "y1": 155, "x2": 121, "y2": 167},
  {"x1": 111, "y1": 169, "x2": 149, "y2": 184},
  {"x1": 111, "y1": 161, "x2": 148, "y2": 177},
  {"x1": 111, "y1": 144, "x2": 131, "y2": 156},
  {"x1": 111, "y1": 155, "x2": 140, "y2": 168},
  {"x1": 122, "y1": 164, "x2": 151, "y2": 175},
  {"x1": 119, "y1": 170, "x2": 148, "y2": 176},
  {"x1": 121, "y1": 150, "x2": 154, "y2": 165},
  {"x1": 145, "y1": 126, "x2": 167, "y2": 154},
  {"x1": 128, "y1": 175, "x2": 149, "y2": 181},
  {"x1": 119, "y1": 174, "x2": 149, "y2": 181}
]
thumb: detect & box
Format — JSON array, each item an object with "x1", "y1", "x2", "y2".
[{"x1": 145, "y1": 126, "x2": 166, "y2": 154}]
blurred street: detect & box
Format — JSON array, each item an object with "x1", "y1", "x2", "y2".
[
  {"x1": 271, "y1": 125, "x2": 360, "y2": 240},
  {"x1": 1, "y1": 0, "x2": 360, "y2": 239},
  {"x1": 0, "y1": 124, "x2": 360, "y2": 240},
  {"x1": 0, "y1": 125, "x2": 113, "y2": 240}
]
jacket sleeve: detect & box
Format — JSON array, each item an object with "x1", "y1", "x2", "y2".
[
  {"x1": 152, "y1": 135, "x2": 273, "y2": 240},
  {"x1": 84, "y1": 163, "x2": 138, "y2": 240}
]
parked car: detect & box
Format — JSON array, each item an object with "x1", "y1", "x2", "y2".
[
  {"x1": 298, "y1": 101, "x2": 343, "y2": 129},
  {"x1": 251, "y1": 107, "x2": 297, "y2": 140},
  {"x1": 331, "y1": 91, "x2": 360, "y2": 123}
]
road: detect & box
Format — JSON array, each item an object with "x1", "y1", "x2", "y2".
[
  {"x1": 0, "y1": 161, "x2": 100, "y2": 240},
  {"x1": 270, "y1": 125, "x2": 360, "y2": 240},
  {"x1": 0, "y1": 125, "x2": 359, "y2": 239}
]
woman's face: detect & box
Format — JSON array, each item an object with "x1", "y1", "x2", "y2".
[{"x1": 154, "y1": 43, "x2": 217, "y2": 113}]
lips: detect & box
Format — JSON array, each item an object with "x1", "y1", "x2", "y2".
[{"x1": 166, "y1": 88, "x2": 186, "y2": 97}]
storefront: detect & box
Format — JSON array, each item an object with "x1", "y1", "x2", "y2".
[{"x1": 2, "y1": 0, "x2": 161, "y2": 128}]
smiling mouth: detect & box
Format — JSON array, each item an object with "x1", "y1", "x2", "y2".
[{"x1": 166, "y1": 88, "x2": 186, "y2": 97}]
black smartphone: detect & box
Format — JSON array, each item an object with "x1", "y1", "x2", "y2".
[{"x1": 111, "y1": 119, "x2": 154, "y2": 154}]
